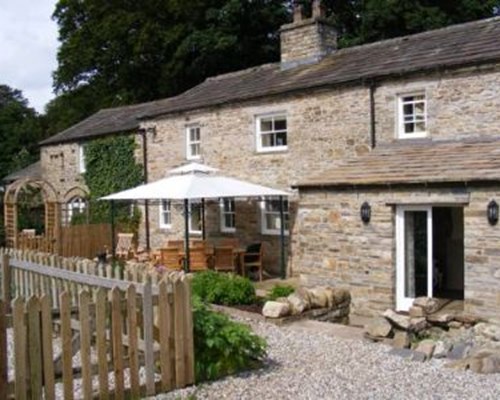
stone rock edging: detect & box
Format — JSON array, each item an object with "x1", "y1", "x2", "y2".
[
  {"x1": 263, "y1": 286, "x2": 350, "y2": 325},
  {"x1": 364, "y1": 297, "x2": 500, "y2": 374}
]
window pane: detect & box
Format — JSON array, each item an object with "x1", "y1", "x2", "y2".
[
  {"x1": 415, "y1": 122, "x2": 426, "y2": 132},
  {"x1": 191, "y1": 143, "x2": 200, "y2": 156},
  {"x1": 190, "y1": 203, "x2": 201, "y2": 232},
  {"x1": 404, "y1": 123, "x2": 414, "y2": 133},
  {"x1": 275, "y1": 118, "x2": 287, "y2": 131},
  {"x1": 276, "y1": 131, "x2": 287, "y2": 146},
  {"x1": 260, "y1": 118, "x2": 273, "y2": 132},
  {"x1": 266, "y1": 214, "x2": 279, "y2": 230},
  {"x1": 261, "y1": 133, "x2": 274, "y2": 147},
  {"x1": 403, "y1": 104, "x2": 413, "y2": 115},
  {"x1": 415, "y1": 102, "x2": 425, "y2": 114}
]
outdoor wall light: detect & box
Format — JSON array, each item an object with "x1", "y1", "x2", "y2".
[
  {"x1": 360, "y1": 201, "x2": 371, "y2": 224},
  {"x1": 487, "y1": 200, "x2": 499, "y2": 225}
]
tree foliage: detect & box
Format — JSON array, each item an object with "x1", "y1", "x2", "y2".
[{"x1": 0, "y1": 85, "x2": 45, "y2": 179}]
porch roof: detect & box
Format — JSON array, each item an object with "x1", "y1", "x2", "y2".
[{"x1": 296, "y1": 136, "x2": 500, "y2": 189}]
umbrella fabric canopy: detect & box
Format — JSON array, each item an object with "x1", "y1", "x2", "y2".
[
  {"x1": 101, "y1": 162, "x2": 289, "y2": 276},
  {"x1": 101, "y1": 174, "x2": 289, "y2": 200}
]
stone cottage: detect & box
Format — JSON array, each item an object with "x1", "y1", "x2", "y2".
[{"x1": 10, "y1": 3, "x2": 500, "y2": 316}]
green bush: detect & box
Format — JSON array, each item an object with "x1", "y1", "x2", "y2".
[
  {"x1": 193, "y1": 297, "x2": 267, "y2": 381},
  {"x1": 266, "y1": 284, "x2": 295, "y2": 301},
  {"x1": 192, "y1": 271, "x2": 256, "y2": 305}
]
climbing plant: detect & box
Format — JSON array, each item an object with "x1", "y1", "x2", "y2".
[{"x1": 83, "y1": 135, "x2": 143, "y2": 231}]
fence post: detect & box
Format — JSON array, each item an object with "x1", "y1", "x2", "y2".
[
  {"x1": 142, "y1": 276, "x2": 155, "y2": 395},
  {"x1": 1, "y1": 254, "x2": 11, "y2": 310}
]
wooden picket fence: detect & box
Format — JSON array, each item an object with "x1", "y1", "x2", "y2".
[{"x1": 0, "y1": 249, "x2": 195, "y2": 399}]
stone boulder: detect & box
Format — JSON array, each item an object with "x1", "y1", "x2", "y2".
[
  {"x1": 409, "y1": 317, "x2": 428, "y2": 333},
  {"x1": 474, "y1": 323, "x2": 500, "y2": 342},
  {"x1": 414, "y1": 340, "x2": 436, "y2": 359},
  {"x1": 413, "y1": 297, "x2": 446, "y2": 314},
  {"x1": 393, "y1": 331, "x2": 410, "y2": 349},
  {"x1": 262, "y1": 301, "x2": 290, "y2": 318},
  {"x1": 433, "y1": 340, "x2": 452, "y2": 358},
  {"x1": 365, "y1": 318, "x2": 393, "y2": 338},
  {"x1": 287, "y1": 290, "x2": 311, "y2": 315},
  {"x1": 383, "y1": 309, "x2": 410, "y2": 330},
  {"x1": 447, "y1": 349, "x2": 500, "y2": 374},
  {"x1": 308, "y1": 287, "x2": 329, "y2": 309}
]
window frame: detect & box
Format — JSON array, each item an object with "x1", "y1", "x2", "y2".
[
  {"x1": 260, "y1": 198, "x2": 289, "y2": 235},
  {"x1": 255, "y1": 113, "x2": 288, "y2": 153},
  {"x1": 186, "y1": 124, "x2": 201, "y2": 160},
  {"x1": 159, "y1": 200, "x2": 172, "y2": 229},
  {"x1": 397, "y1": 92, "x2": 428, "y2": 139},
  {"x1": 78, "y1": 144, "x2": 86, "y2": 173},
  {"x1": 220, "y1": 198, "x2": 236, "y2": 233},
  {"x1": 67, "y1": 196, "x2": 87, "y2": 225}
]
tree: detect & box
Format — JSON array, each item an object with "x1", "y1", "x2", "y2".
[
  {"x1": 319, "y1": 0, "x2": 500, "y2": 47},
  {"x1": 49, "y1": 0, "x2": 288, "y2": 132},
  {"x1": 0, "y1": 85, "x2": 45, "y2": 179}
]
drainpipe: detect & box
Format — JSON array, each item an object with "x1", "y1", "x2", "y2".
[
  {"x1": 138, "y1": 128, "x2": 151, "y2": 250},
  {"x1": 369, "y1": 81, "x2": 377, "y2": 149}
]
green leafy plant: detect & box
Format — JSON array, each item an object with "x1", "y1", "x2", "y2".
[
  {"x1": 266, "y1": 284, "x2": 295, "y2": 301},
  {"x1": 192, "y1": 271, "x2": 256, "y2": 306},
  {"x1": 193, "y1": 297, "x2": 266, "y2": 382},
  {"x1": 82, "y1": 135, "x2": 143, "y2": 232}
]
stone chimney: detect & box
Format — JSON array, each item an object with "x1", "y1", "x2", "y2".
[{"x1": 280, "y1": 0, "x2": 337, "y2": 69}]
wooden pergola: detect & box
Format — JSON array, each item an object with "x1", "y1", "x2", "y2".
[{"x1": 3, "y1": 178, "x2": 61, "y2": 252}]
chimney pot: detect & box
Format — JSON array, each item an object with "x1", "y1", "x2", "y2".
[
  {"x1": 312, "y1": 0, "x2": 326, "y2": 19},
  {"x1": 293, "y1": 3, "x2": 304, "y2": 23}
]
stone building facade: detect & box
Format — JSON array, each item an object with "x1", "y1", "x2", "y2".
[{"x1": 21, "y1": 6, "x2": 500, "y2": 317}]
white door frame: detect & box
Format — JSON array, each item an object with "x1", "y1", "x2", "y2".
[{"x1": 396, "y1": 205, "x2": 433, "y2": 311}]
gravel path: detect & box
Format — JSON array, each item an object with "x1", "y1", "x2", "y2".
[{"x1": 152, "y1": 317, "x2": 500, "y2": 400}]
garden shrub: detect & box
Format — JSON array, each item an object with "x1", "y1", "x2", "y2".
[
  {"x1": 193, "y1": 297, "x2": 267, "y2": 381},
  {"x1": 266, "y1": 284, "x2": 295, "y2": 301},
  {"x1": 192, "y1": 271, "x2": 256, "y2": 305}
]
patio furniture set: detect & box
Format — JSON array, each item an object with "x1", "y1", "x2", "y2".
[{"x1": 116, "y1": 233, "x2": 264, "y2": 280}]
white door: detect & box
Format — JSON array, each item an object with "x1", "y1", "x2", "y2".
[{"x1": 396, "y1": 206, "x2": 433, "y2": 311}]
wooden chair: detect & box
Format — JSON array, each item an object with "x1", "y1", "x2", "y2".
[
  {"x1": 116, "y1": 233, "x2": 135, "y2": 259},
  {"x1": 188, "y1": 247, "x2": 210, "y2": 272},
  {"x1": 243, "y1": 243, "x2": 263, "y2": 281},
  {"x1": 159, "y1": 247, "x2": 182, "y2": 269},
  {"x1": 213, "y1": 246, "x2": 236, "y2": 273}
]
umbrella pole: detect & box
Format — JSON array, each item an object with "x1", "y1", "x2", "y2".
[
  {"x1": 201, "y1": 198, "x2": 206, "y2": 240},
  {"x1": 279, "y1": 195, "x2": 286, "y2": 279},
  {"x1": 183, "y1": 199, "x2": 190, "y2": 272},
  {"x1": 110, "y1": 200, "x2": 116, "y2": 261}
]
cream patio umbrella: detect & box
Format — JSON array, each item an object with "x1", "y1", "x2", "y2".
[{"x1": 102, "y1": 162, "x2": 290, "y2": 275}]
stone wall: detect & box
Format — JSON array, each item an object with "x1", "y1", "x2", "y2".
[
  {"x1": 375, "y1": 64, "x2": 500, "y2": 142},
  {"x1": 293, "y1": 186, "x2": 500, "y2": 319},
  {"x1": 40, "y1": 143, "x2": 88, "y2": 202}
]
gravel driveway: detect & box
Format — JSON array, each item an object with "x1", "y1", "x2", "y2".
[{"x1": 153, "y1": 316, "x2": 500, "y2": 400}]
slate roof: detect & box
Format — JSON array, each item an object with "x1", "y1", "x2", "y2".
[
  {"x1": 295, "y1": 137, "x2": 500, "y2": 188},
  {"x1": 40, "y1": 17, "x2": 500, "y2": 146},
  {"x1": 1, "y1": 161, "x2": 42, "y2": 183}
]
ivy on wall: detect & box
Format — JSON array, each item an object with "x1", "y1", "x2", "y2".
[{"x1": 82, "y1": 135, "x2": 143, "y2": 231}]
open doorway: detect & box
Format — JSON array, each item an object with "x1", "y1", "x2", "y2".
[
  {"x1": 432, "y1": 207, "x2": 464, "y2": 300},
  {"x1": 396, "y1": 205, "x2": 464, "y2": 311}
]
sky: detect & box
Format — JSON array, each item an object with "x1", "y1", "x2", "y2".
[{"x1": 0, "y1": 0, "x2": 59, "y2": 113}]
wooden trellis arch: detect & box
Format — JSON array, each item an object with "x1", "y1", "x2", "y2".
[{"x1": 3, "y1": 178, "x2": 61, "y2": 251}]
